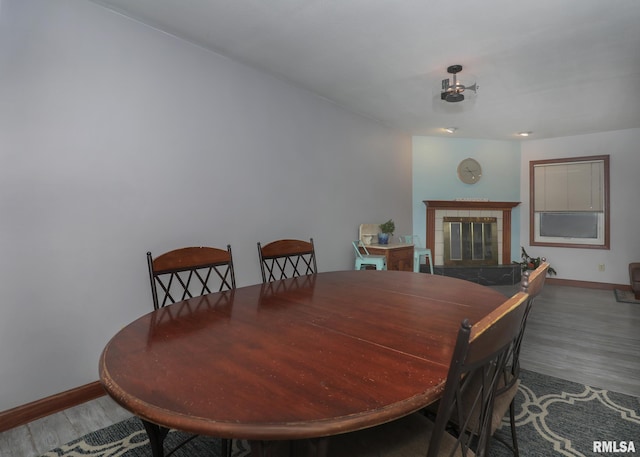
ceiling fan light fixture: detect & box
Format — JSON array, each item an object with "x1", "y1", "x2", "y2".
[
  {"x1": 518, "y1": 131, "x2": 532, "y2": 137},
  {"x1": 441, "y1": 64, "x2": 478, "y2": 103},
  {"x1": 444, "y1": 127, "x2": 457, "y2": 133}
]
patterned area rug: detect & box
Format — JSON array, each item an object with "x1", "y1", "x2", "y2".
[
  {"x1": 614, "y1": 289, "x2": 640, "y2": 304},
  {"x1": 490, "y1": 370, "x2": 640, "y2": 457},
  {"x1": 40, "y1": 421, "x2": 251, "y2": 457},
  {"x1": 42, "y1": 370, "x2": 640, "y2": 457}
]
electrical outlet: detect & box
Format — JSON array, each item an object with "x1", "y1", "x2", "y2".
[{"x1": 598, "y1": 264, "x2": 605, "y2": 272}]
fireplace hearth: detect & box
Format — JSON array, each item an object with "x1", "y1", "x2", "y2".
[{"x1": 420, "y1": 263, "x2": 522, "y2": 286}]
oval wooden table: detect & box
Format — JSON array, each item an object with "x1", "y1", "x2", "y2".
[{"x1": 99, "y1": 270, "x2": 507, "y2": 456}]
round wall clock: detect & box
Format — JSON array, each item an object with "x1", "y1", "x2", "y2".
[{"x1": 457, "y1": 158, "x2": 482, "y2": 184}]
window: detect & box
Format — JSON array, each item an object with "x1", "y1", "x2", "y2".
[{"x1": 530, "y1": 155, "x2": 609, "y2": 249}]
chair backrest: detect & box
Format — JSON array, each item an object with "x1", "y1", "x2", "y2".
[
  {"x1": 398, "y1": 234, "x2": 424, "y2": 247},
  {"x1": 352, "y1": 240, "x2": 371, "y2": 259},
  {"x1": 147, "y1": 245, "x2": 236, "y2": 310},
  {"x1": 427, "y1": 291, "x2": 530, "y2": 457},
  {"x1": 506, "y1": 260, "x2": 550, "y2": 379},
  {"x1": 398, "y1": 234, "x2": 412, "y2": 244},
  {"x1": 521, "y1": 260, "x2": 549, "y2": 299},
  {"x1": 257, "y1": 238, "x2": 317, "y2": 283}
]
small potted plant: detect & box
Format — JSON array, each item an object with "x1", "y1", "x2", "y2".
[
  {"x1": 514, "y1": 247, "x2": 557, "y2": 275},
  {"x1": 378, "y1": 219, "x2": 395, "y2": 245}
]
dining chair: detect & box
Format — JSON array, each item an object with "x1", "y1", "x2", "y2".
[
  {"x1": 146, "y1": 245, "x2": 235, "y2": 457},
  {"x1": 352, "y1": 240, "x2": 386, "y2": 271},
  {"x1": 328, "y1": 291, "x2": 530, "y2": 457},
  {"x1": 399, "y1": 234, "x2": 433, "y2": 273},
  {"x1": 489, "y1": 260, "x2": 550, "y2": 456},
  {"x1": 257, "y1": 238, "x2": 317, "y2": 283},
  {"x1": 434, "y1": 260, "x2": 550, "y2": 457},
  {"x1": 147, "y1": 245, "x2": 236, "y2": 310}
]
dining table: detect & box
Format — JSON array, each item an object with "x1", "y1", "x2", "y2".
[{"x1": 99, "y1": 269, "x2": 508, "y2": 457}]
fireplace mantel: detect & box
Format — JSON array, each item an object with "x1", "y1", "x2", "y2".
[
  {"x1": 423, "y1": 200, "x2": 520, "y2": 265},
  {"x1": 424, "y1": 200, "x2": 520, "y2": 211}
]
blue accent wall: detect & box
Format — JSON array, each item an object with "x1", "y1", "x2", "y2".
[{"x1": 412, "y1": 136, "x2": 522, "y2": 262}]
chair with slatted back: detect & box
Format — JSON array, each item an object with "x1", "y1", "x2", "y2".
[
  {"x1": 328, "y1": 291, "x2": 530, "y2": 457},
  {"x1": 147, "y1": 245, "x2": 236, "y2": 310},
  {"x1": 489, "y1": 260, "x2": 549, "y2": 456},
  {"x1": 146, "y1": 245, "x2": 235, "y2": 457},
  {"x1": 429, "y1": 260, "x2": 550, "y2": 457},
  {"x1": 257, "y1": 238, "x2": 317, "y2": 283}
]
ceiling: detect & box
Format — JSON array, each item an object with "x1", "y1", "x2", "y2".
[{"x1": 89, "y1": 0, "x2": 640, "y2": 140}]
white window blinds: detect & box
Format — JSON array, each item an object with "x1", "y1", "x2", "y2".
[{"x1": 533, "y1": 160, "x2": 604, "y2": 212}]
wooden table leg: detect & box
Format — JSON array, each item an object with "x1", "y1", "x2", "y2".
[{"x1": 141, "y1": 419, "x2": 168, "y2": 457}]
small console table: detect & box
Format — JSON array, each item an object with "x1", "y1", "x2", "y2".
[{"x1": 361, "y1": 243, "x2": 414, "y2": 272}]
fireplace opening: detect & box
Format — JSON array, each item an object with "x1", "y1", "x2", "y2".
[{"x1": 444, "y1": 217, "x2": 498, "y2": 266}]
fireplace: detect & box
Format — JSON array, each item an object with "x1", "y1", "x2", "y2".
[
  {"x1": 424, "y1": 200, "x2": 520, "y2": 266},
  {"x1": 423, "y1": 201, "x2": 521, "y2": 285},
  {"x1": 444, "y1": 217, "x2": 498, "y2": 266}
]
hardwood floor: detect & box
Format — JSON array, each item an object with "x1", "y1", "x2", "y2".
[
  {"x1": 0, "y1": 396, "x2": 132, "y2": 457},
  {"x1": 493, "y1": 283, "x2": 640, "y2": 398},
  {"x1": 1, "y1": 283, "x2": 638, "y2": 456}
]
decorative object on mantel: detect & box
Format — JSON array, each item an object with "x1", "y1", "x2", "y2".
[
  {"x1": 378, "y1": 219, "x2": 395, "y2": 245},
  {"x1": 514, "y1": 247, "x2": 557, "y2": 275}
]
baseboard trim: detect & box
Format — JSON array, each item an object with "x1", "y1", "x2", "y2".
[
  {"x1": 0, "y1": 381, "x2": 105, "y2": 433},
  {"x1": 546, "y1": 277, "x2": 631, "y2": 291}
]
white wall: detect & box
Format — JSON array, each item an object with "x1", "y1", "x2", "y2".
[
  {"x1": 520, "y1": 129, "x2": 640, "y2": 285},
  {"x1": 0, "y1": 0, "x2": 412, "y2": 411},
  {"x1": 412, "y1": 137, "x2": 522, "y2": 258}
]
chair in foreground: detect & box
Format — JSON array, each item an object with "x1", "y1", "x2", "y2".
[
  {"x1": 489, "y1": 260, "x2": 549, "y2": 456},
  {"x1": 146, "y1": 245, "x2": 235, "y2": 457},
  {"x1": 328, "y1": 290, "x2": 530, "y2": 457},
  {"x1": 399, "y1": 234, "x2": 433, "y2": 274},
  {"x1": 352, "y1": 240, "x2": 386, "y2": 271},
  {"x1": 437, "y1": 260, "x2": 551, "y2": 456},
  {"x1": 147, "y1": 245, "x2": 236, "y2": 310},
  {"x1": 257, "y1": 238, "x2": 317, "y2": 283}
]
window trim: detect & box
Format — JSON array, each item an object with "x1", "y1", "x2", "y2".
[{"x1": 529, "y1": 155, "x2": 610, "y2": 249}]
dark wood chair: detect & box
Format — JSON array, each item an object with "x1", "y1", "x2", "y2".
[
  {"x1": 490, "y1": 260, "x2": 549, "y2": 456},
  {"x1": 147, "y1": 245, "x2": 236, "y2": 310},
  {"x1": 146, "y1": 245, "x2": 235, "y2": 457},
  {"x1": 327, "y1": 291, "x2": 530, "y2": 457},
  {"x1": 257, "y1": 238, "x2": 317, "y2": 283},
  {"x1": 423, "y1": 261, "x2": 550, "y2": 457}
]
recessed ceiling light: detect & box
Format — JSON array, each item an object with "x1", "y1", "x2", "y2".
[
  {"x1": 518, "y1": 131, "x2": 532, "y2": 137},
  {"x1": 444, "y1": 127, "x2": 457, "y2": 134}
]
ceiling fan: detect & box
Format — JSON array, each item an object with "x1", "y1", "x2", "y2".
[{"x1": 441, "y1": 65, "x2": 478, "y2": 103}]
